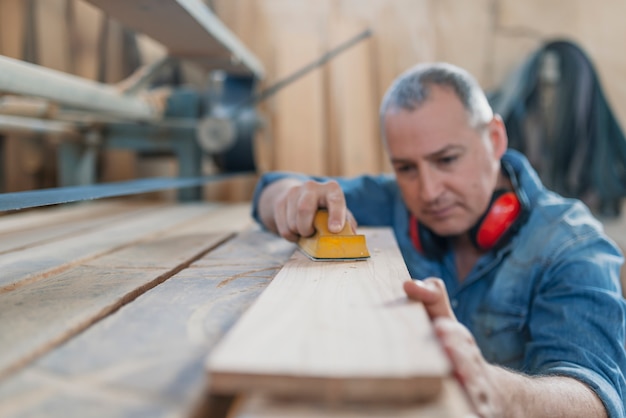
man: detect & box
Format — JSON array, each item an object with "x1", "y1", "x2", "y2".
[{"x1": 252, "y1": 63, "x2": 626, "y2": 417}]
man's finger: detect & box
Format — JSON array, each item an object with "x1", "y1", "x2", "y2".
[
  {"x1": 293, "y1": 185, "x2": 319, "y2": 237},
  {"x1": 433, "y1": 318, "x2": 494, "y2": 417},
  {"x1": 403, "y1": 279, "x2": 439, "y2": 303},
  {"x1": 403, "y1": 278, "x2": 457, "y2": 320},
  {"x1": 274, "y1": 201, "x2": 299, "y2": 242},
  {"x1": 320, "y1": 181, "x2": 346, "y2": 233}
]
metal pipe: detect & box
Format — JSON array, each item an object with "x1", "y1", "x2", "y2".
[
  {"x1": 0, "y1": 55, "x2": 161, "y2": 122},
  {"x1": 0, "y1": 96, "x2": 54, "y2": 118},
  {"x1": 0, "y1": 114, "x2": 80, "y2": 139}
]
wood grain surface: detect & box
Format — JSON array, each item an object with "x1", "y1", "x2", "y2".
[
  {"x1": 0, "y1": 226, "x2": 295, "y2": 418},
  {"x1": 0, "y1": 203, "x2": 254, "y2": 380},
  {"x1": 208, "y1": 228, "x2": 450, "y2": 403},
  {"x1": 0, "y1": 203, "x2": 218, "y2": 291}
]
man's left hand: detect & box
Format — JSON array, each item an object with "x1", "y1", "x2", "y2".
[{"x1": 404, "y1": 279, "x2": 505, "y2": 417}]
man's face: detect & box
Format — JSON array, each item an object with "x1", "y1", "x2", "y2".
[{"x1": 384, "y1": 85, "x2": 506, "y2": 237}]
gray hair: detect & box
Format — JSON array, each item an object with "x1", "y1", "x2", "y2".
[{"x1": 379, "y1": 62, "x2": 493, "y2": 136}]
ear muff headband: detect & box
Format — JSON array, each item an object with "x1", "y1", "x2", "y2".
[{"x1": 472, "y1": 190, "x2": 522, "y2": 250}]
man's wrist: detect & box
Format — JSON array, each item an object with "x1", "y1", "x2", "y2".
[{"x1": 484, "y1": 366, "x2": 608, "y2": 418}]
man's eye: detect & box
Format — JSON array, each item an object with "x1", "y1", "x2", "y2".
[
  {"x1": 439, "y1": 155, "x2": 458, "y2": 165},
  {"x1": 394, "y1": 165, "x2": 418, "y2": 178},
  {"x1": 395, "y1": 165, "x2": 414, "y2": 173}
]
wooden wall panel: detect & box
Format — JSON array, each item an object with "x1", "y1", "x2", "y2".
[
  {"x1": 0, "y1": 0, "x2": 25, "y2": 59},
  {"x1": 273, "y1": 33, "x2": 327, "y2": 175},
  {"x1": 2, "y1": 0, "x2": 626, "y2": 200},
  {"x1": 497, "y1": 0, "x2": 581, "y2": 35},
  {"x1": 68, "y1": 0, "x2": 103, "y2": 81},
  {"x1": 35, "y1": 0, "x2": 71, "y2": 73},
  {"x1": 432, "y1": 0, "x2": 492, "y2": 87},
  {"x1": 0, "y1": 1, "x2": 29, "y2": 193},
  {"x1": 327, "y1": 16, "x2": 379, "y2": 176},
  {"x1": 577, "y1": 1, "x2": 626, "y2": 133},
  {"x1": 213, "y1": 0, "x2": 626, "y2": 194},
  {"x1": 362, "y1": 0, "x2": 435, "y2": 172}
]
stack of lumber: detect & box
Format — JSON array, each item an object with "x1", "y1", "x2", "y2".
[
  {"x1": 0, "y1": 200, "x2": 294, "y2": 417},
  {"x1": 0, "y1": 200, "x2": 473, "y2": 417}
]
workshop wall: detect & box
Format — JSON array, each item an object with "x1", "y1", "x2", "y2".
[
  {"x1": 1, "y1": 0, "x2": 625, "y2": 202},
  {"x1": 212, "y1": 0, "x2": 626, "y2": 200}
]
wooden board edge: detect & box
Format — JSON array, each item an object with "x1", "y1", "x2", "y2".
[
  {"x1": 208, "y1": 372, "x2": 444, "y2": 404},
  {"x1": 223, "y1": 378, "x2": 474, "y2": 418}
]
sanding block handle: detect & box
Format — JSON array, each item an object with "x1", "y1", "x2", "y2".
[
  {"x1": 311, "y1": 209, "x2": 355, "y2": 236},
  {"x1": 297, "y1": 209, "x2": 370, "y2": 261}
]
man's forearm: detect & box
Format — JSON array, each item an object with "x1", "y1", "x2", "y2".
[
  {"x1": 409, "y1": 287, "x2": 612, "y2": 418},
  {"x1": 487, "y1": 367, "x2": 607, "y2": 418}
]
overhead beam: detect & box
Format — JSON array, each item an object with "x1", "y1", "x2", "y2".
[{"x1": 84, "y1": 0, "x2": 265, "y2": 78}]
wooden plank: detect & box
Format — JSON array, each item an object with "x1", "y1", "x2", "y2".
[
  {"x1": 0, "y1": 203, "x2": 218, "y2": 291},
  {"x1": 0, "y1": 202, "x2": 160, "y2": 255},
  {"x1": 0, "y1": 200, "x2": 154, "y2": 235},
  {"x1": 82, "y1": 0, "x2": 264, "y2": 77},
  {"x1": 207, "y1": 228, "x2": 450, "y2": 403},
  {"x1": 0, "y1": 203, "x2": 253, "y2": 381},
  {"x1": 84, "y1": 203, "x2": 254, "y2": 268},
  {"x1": 0, "y1": 228, "x2": 296, "y2": 418},
  {"x1": 231, "y1": 378, "x2": 472, "y2": 418}
]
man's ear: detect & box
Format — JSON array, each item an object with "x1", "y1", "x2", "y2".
[{"x1": 489, "y1": 114, "x2": 508, "y2": 159}]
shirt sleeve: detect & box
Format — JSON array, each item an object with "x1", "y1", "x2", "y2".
[{"x1": 526, "y1": 235, "x2": 626, "y2": 418}]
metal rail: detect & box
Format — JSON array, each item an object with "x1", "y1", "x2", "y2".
[{"x1": 0, "y1": 173, "x2": 251, "y2": 212}]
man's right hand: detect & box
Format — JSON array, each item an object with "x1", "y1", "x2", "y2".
[{"x1": 258, "y1": 178, "x2": 351, "y2": 242}]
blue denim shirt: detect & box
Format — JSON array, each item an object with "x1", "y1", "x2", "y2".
[{"x1": 251, "y1": 150, "x2": 626, "y2": 417}]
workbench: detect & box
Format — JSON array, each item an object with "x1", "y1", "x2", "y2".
[{"x1": 0, "y1": 200, "x2": 476, "y2": 417}]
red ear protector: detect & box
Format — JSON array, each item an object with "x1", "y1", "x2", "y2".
[{"x1": 409, "y1": 162, "x2": 529, "y2": 259}]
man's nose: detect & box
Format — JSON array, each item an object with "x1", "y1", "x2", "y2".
[{"x1": 418, "y1": 167, "x2": 443, "y2": 202}]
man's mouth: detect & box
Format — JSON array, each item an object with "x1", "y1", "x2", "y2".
[{"x1": 423, "y1": 205, "x2": 455, "y2": 220}]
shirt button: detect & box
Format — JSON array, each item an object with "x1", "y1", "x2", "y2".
[{"x1": 451, "y1": 299, "x2": 458, "y2": 309}]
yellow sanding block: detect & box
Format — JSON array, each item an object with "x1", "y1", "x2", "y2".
[{"x1": 298, "y1": 210, "x2": 370, "y2": 261}]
